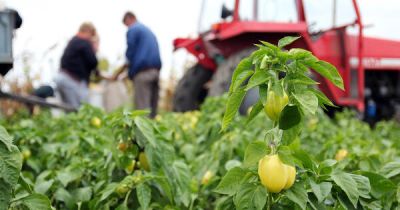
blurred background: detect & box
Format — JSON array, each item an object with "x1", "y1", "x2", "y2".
[
  {"x1": 1, "y1": 0, "x2": 400, "y2": 116},
  {"x1": 4, "y1": 0, "x2": 400, "y2": 84},
  {"x1": 4, "y1": 0, "x2": 202, "y2": 84}
]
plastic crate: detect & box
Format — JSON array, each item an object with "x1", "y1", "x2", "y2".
[{"x1": 0, "y1": 10, "x2": 14, "y2": 64}]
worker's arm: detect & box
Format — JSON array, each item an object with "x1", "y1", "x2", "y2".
[
  {"x1": 109, "y1": 28, "x2": 136, "y2": 80},
  {"x1": 109, "y1": 63, "x2": 129, "y2": 80}
]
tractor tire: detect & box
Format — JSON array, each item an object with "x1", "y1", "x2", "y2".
[
  {"x1": 173, "y1": 64, "x2": 213, "y2": 112},
  {"x1": 208, "y1": 48, "x2": 257, "y2": 114}
]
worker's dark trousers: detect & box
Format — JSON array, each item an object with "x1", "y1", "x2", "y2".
[{"x1": 133, "y1": 68, "x2": 160, "y2": 118}]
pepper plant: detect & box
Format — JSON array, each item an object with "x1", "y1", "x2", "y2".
[
  {"x1": 0, "y1": 126, "x2": 52, "y2": 210},
  {"x1": 216, "y1": 36, "x2": 372, "y2": 209}
]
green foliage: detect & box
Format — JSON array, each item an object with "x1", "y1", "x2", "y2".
[
  {"x1": 222, "y1": 36, "x2": 343, "y2": 131},
  {"x1": 216, "y1": 36, "x2": 399, "y2": 210},
  {"x1": 0, "y1": 96, "x2": 400, "y2": 209},
  {"x1": 0, "y1": 38, "x2": 399, "y2": 209},
  {"x1": 0, "y1": 126, "x2": 52, "y2": 210}
]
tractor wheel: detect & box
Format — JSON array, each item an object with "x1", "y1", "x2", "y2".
[
  {"x1": 173, "y1": 64, "x2": 213, "y2": 112},
  {"x1": 208, "y1": 48, "x2": 257, "y2": 114}
]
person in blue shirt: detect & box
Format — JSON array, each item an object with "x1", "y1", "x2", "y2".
[{"x1": 113, "y1": 11, "x2": 162, "y2": 118}]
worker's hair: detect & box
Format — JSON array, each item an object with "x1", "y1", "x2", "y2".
[
  {"x1": 123, "y1": 11, "x2": 136, "y2": 23},
  {"x1": 78, "y1": 22, "x2": 96, "y2": 36}
]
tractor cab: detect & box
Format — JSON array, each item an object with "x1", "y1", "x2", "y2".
[{"x1": 199, "y1": 0, "x2": 299, "y2": 33}]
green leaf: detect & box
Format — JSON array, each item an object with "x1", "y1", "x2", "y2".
[
  {"x1": 331, "y1": 171, "x2": 359, "y2": 208},
  {"x1": 278, "y1": 36, "x2": 300, "y2": 48},
  {"x1": 308, "y1": 88, "x2": 335, "y2": 107},
  {"x1": 288, "y1": 48, "x2": 313, "y2": 60},
  {"x1": 153, "y1": 177, "x2": 173, "y2": 203},
  {"x1": 292, "y1": 149, "x2": 316, "y2": 170},
  {"x1": 305, "y1": 60, "x2": 344, "y2": 90},
  {"x1": 285, "y1": 72, "x2": 319, "y2": 85},
  {"x1": 214, "y1": 167, "x2": 247, "y2": 195},
  {"x1": 230, "y1": 58, "x2": 253, "y2": 93},
  {"x1": 0, "y1": 126, "x2": 14, "y2": 151},
  {"x1": 360, "y1": 200, "x2": 382, "y2": 210},
  {"x1": 137, "y1": 183, "x2": 151, "y2": 210},
  {"x1": 293, "y1": 91, "x2": 319, "y2": 115},
  {"x1": 54, "y1": 188, "x2": 74, "y2": 209},
  {"x1": 167, "y1": 161, "x2": 191, "y2": 207},
  {"x1": 221, "y1": 88, "x2": 246, "y2": 131},
  {"x1": 260, "y1": 55, "x2": 270, "y2": 69},
  {"x1": 34, "y1": 179, "x2": 54, "y2": 195},
  {"x1": 245, "y1": 69, "x2": 270, "y2": 91},
  {"x1": 99, "y1": 183, "x2": 118, "y2": 201},
  {"x1": 57, "y1": 168, "x2": 83, "y2": 187},
  {"x1": 309, "y1": 180, "x2": 332, "y2": 203},
  {"x1": 350, "y1": 174, "x2": 371, "y2": 199},
  {"x1": 72, "y1": 187, "x2": 92, "y2": 203},
  {"x1": 318, "y1": 159, "x2": 337, "y2": 175},
  {"x1": 296, "y1": 61, "x2": 313, "y2": 74},
  {"x1": 285, "y1": 182, "x2": 308, "y2": 210},
  {"x1": 279, "y1": 105, "x2": 302, "y2": 130},
  {"x1": 0, "y1": 139, "x2": 22, "y2": 188},
  {"x1": 380, "y1": 161, "x2": 400, "y2": 178},
  {"x1": 225, "y1": 160, "x2": 242, "y2": 171},
  {"x1": 243, "y1": 141, "x2": 269, "y2": 167},
  {"x1": 278, "y1": 146, "x2": 295, "y2": 166},
  {"x1": 216, "y1": 196, "x2": 235, "y2": 210},
  {"x1": 115, "y1": 203, "x2": 129, "y2": 210},
  {"x1": 397, "y1": 185, "x2": 400, "y2": 203},
  {"x1": 308, "y1": 193, "x2": 327, "y2": 210},
  {"x1": 231, "y1": 70, "x2": 254, "y2": 93},
  {"x1": 130, "y1": 109, "x2": 150, "y2": 118},
  {"x1": 251, "y1": 47, "x2": 273, "y2": 64},
  {"x1": 337, "y1": 192, "x2": 357, "y2": 210},
  {"x1": 259, "y1": 84, "x2": 268, "y2": 105},
  {"x1": 0, "y1": 179, "x2": 12, "y2": 210},
  {"x1": 233, "y1": 184, "x2": 267, "y2": 210},
  {"x1": 245, "y1": 100, "x2": 264, "y2": 125},
  {"x1": 319, "y1": 159, "x2": 337, "y2": 169},
  {"x1": 260, "y1": 41, "x2": 279, "y2": 52},
  {"x1": 135, "y1": 117, "x2": 157, "y2": 147},
  {"x1": 282, "y1": 123, "x2": 301, "y2": 146},
  {"x1": 359, "y1": 171, "x2": 396, "y2": 199},
  {"x1": 15, "y1": 193, "x2": 52, "y2": 210},
  {"x1": 277, "y1": 51, "x2": 289, "y2": 62},
  {"x1": 19, "y1": 174, "x2": 34, "y2": 194}
]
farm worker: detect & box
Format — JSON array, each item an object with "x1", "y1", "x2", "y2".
[
  {"x1": 112, "y1": 11, "x2": 162, "y2": 118},
  {"x1": 55, "y1": 22, "x2": 99, "y2": 109}
]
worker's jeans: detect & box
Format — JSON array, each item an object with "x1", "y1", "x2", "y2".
[
  {"x1": 55, "y1": 71, "x2": 88, "y2": 109},
  {"x1": 133, "y1": 68, "x2": 159, "y2": 118}
]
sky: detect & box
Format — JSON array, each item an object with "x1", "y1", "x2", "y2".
[
  {"x1": 4, "y1": 0, "x2": 202, "y2": 84},
  {"x1": 3, "y1": 0, "x2": 400, "y2": 86}
]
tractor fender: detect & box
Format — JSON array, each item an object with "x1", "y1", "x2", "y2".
[{"x1": 173, "y1": 37, "x2": 217, "y2": 70}]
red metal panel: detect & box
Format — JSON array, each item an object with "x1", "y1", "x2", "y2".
[
  {"x1": 234, "y1": 0, "x2": 240, "y2": 21},
  {"x1": 296, "y1": 0, "x2": 307, "y2": 22},
  {"x1": 208, "y1": 21, "x2": 308, "y2": 40},
  {"x1": 352, "y1": 0, "x2": 365, "y2": 112},
  {"x1": 347, "y1": 36, "x2": 400, "y2": 70},
  {"x1": 173, "y1": 38, "x2": 217, "y2": 70}
]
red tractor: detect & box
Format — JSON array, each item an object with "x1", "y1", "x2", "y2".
[{"x1": 172, "y1": 0, "x2": 400, "y2": 121}]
